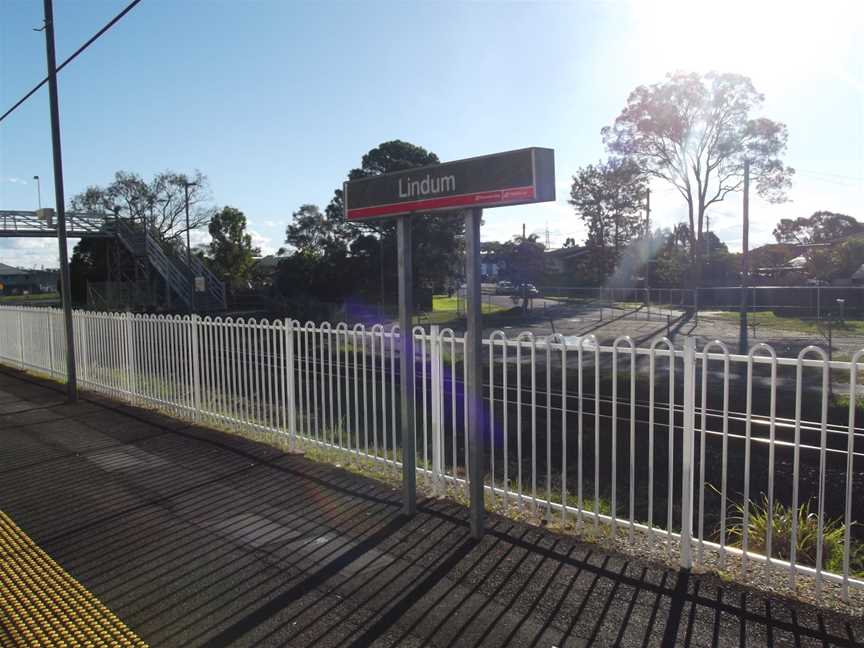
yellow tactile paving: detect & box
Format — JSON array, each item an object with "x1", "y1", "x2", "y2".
[{"x1": 0, "y1": 511, "x2": 147, "y2": 647}]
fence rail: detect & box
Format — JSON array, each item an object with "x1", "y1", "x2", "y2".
[{"x1": 1, "y1": 305, "x2": 862, "y2": 601}]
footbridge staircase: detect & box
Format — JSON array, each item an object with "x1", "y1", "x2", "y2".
[{"x1": 0, "y1": 210, "x2": 226, "y2": 312}]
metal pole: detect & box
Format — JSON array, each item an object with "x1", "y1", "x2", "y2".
[
  {"x1": 33, "y1": 176, "x2": 42, "y2": 210},
  {"x1": 184, "y1": 182, "x2": 195, "y2": 313},
  {"x1": 739, "y1": 158, "x2": 750, "y2": 354},
  {"x1": 397, "y1": 216, "x2": 416, "y2": 516},
  {"x1": 645, "y1": 186, "x2": 651, "y2": 320},
  {"x1": 680, "y1": 335, "x2": 696, "y2": 568},
  {"x1": 645, "y1": 187, "x2": 651, "y2": 234},
  {"x1": 42, "y1": 0, "x2": 77, "y2": 402},
  {"x1": 466, "y1": 207, "x2": 485, "y2": 539},
  {"x1": 817, "y1": 285, "x2": 821, "y2": 321}
]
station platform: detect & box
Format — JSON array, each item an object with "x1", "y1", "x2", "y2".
[{"x1": 1, "y1": 367, "x2": 862, "y2": 647}]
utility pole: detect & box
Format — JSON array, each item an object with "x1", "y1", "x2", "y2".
[
  {"x1": 645, "y1": 187, "x2": 651, "y2": 234},
  {"x1": 706, "y1": 212, "x2": 711, "y2": 262},
  {"x1": 645, "y1": 188, "x2": 651, "y2": 316},
  {"x1": 521, "y1": 223, "x2": 528, "y2": 311},
  {"x1": 42, "y1": 0, "x2": 77, "y2": 402},
  {"x1": 739, "y1": 158, "x2": 750, "y2": 353}
]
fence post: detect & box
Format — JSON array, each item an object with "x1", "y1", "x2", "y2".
[
  {"x1": 190, "y1": 314, "x2": 201, "y2": 422},
  {"x1": 680, "y1": 336, "x2": 696, "y2": 569},
  {"x1": 46, "y1": 309, "x2": 55, "y2": 378},
  {"x1": 285, "y1": 318, "x2": 297, "y2": 450},
  {"x1": 125, "y1": 312, "x2": 136, "y2": 404},
  {"x1": 430, "y1": 324, "x2": 444, "y2": 494},
  {"x1": 17, "y1": 308, "x2": 24, "y2": 369},
  {"x1": 79, "y1": 312, "x2": 89, "y2": 386}
]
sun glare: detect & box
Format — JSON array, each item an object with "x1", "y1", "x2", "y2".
[{"x1": 631, "y1": 0, "x2": 863, "y2": 91}]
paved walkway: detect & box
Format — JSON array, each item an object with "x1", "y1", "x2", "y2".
[{"x1": 1, "y1": 367, "x2": 862, "y2": 647}]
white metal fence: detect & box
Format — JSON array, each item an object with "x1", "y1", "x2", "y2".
[{"x1": 1, "y1": 305, "x2": 862, "y2": 601}]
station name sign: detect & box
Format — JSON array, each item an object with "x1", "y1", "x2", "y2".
[{"x1": 344, "y1": 147, "x2": 555, "y2": 220}]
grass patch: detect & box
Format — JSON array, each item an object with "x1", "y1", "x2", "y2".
[
  {"x1": 413, "y1": 295, "x2": 508, "y2": 325},
  {"x1": 831, "y1": 391, "x2": 864, "y2": 411},
  {"x1": 711, "y1": 310, "x2": 864, "y2": 335},
  {"x1": 0, "y1": 292, "x2": 59, "y2": 303}
]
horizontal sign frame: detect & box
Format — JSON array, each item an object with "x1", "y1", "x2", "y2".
[{"x1": 344, "y1": 147, "x2": 555, "y2": 221}]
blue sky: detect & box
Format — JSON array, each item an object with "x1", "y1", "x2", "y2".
[{"x1": 1, "y1": 0, "x2": 862, "y2": 268}]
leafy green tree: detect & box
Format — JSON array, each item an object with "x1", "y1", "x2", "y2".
[
  {"x1": 805, "y1": 237, "x2": 864, "y2": 282},
  {"x1": 498, "y1": 234, "x2": 545, "y2": 309},
  {"x1": 285, "y1": 204, "x2": 350, "y2": 258},
  {"x1": 68, "y1": 238, "x2": 110, "y2": 305},
  {"x1": 602, "y1": 72, "x2": 794, "y2": 281},
  {"x1": 324, "y1": 140, "x2": 465, "y2": 296},
  {"x1": 702, "y1": 233, "x2": 738, "y2": 286},
  {"x1": 570, "y1": 158, "x2": 647, "y2": 281},
  {"x1": 205, "y1": 206, "x2": 260, "y2": 285},
  {"x1": 274, "y1": 140, "x2": 466, "y2": 311},
  {"x1": 645, "y1": 225, "x2": 692, "y2": 288},
  {"x1": 773, "y1": 211, "x2": 861, "y2": 245}
]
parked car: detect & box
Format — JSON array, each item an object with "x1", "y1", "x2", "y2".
[
  {"x1": 521, "y1": 283, "x2": 540, "y2": 297},
  {"x1": 495, "y1": 280, "x2": 515, "y2": 295}
]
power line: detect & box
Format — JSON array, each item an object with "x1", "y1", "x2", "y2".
[{"x1": 0, "y1": 0, "x2": 144, "y2": 124}]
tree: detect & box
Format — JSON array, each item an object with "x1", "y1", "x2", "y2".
[
  {"x1": 68, "y1": 238, "x2": 110, "y2": 305},
  {"x1": 274, "y1": 140, "x2": 466, "y2": 312},
  {"x1": 205, "y1": 206, "x2": 260, "y2": 286},
  {"x1": 70, "y1": 170, "x2": 211, "y2": 242},
  {"x1": 773, "y1": 211, "x2": 861, "y2": 245},
  {"x1": 644, "y1": 227, "x2": 690, "y2": 288},
  {"x1": 805, "y1": 237, "x2": 864, "y2": 283},
  {"x1": 324, "y1": 140, "x2": 465, "y2": 295},
  {"x1": 498, "y1": 234, "x2": 545, "y2": 309},
  {"x1": 602, "y1": 72, "x2": 794, "y2": 281},
  {"x1": 285, "y1": 204, "x2": 349, "y2": 258},
  {"x1": 570, "y1": 158, "x2": 647, "y2": 281}
]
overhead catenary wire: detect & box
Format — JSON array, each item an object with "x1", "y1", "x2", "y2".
[{"x1": 0, "y1": 0, "x2": 144, "y2": 124}]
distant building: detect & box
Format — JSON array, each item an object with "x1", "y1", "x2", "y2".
[
  {"x1": 251, "y1": 254, "x2": 286, "y2": 290},
  {"x1": 480, "y1": 250, "x2": 504, "y2": 280},
  {"x1": 0, "y1": 263, "x2": 57, "y2": 295},
  {"x1": 543, "y1": 246, "x2": 587, "y2": 279}
]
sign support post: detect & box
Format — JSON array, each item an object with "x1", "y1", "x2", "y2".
[
  {"x1": 398, "y1": 216, "x2": 416, "y2": 516},
  {"x1": 465, "y1": 207, "x2": 485, "y2": 539},
  {"x1": 344, "y1": 147, "x2": 556, "y2": 535}
]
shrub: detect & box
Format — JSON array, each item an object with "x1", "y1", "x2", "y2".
[{"x1": 727, "y1": 494, "x2": 864, "y2": 577}]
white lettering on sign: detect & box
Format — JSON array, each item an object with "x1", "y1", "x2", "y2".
[{"x1": 397, "y1": 174, "x2": 456, "y2": 199}]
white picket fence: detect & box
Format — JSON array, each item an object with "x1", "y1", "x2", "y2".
[{"x1": 1, "y1": 305, "x2": 862, "y2": 601}]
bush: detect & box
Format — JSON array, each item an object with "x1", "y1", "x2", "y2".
[{"x1": 727, "y1": 495, "x2": 864, "y2": 577}]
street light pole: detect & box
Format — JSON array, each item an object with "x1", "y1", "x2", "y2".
[
  {"x1": 42, "y1": 0, "x2": 77, "y2": 402},
  {"x1": 33, "y1": 175, "x2": 42, "y2": 210},
  {"x1": 184, "y1": 180, "x2": 197, "y2": 313}
]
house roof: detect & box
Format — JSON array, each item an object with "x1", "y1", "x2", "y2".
[
  {"x1": 786, "y1": 255, "x2": 807, "y2": 268},
  {"x1": 0, "y1": 263, "x2": 27, "y2": 276},
  {"x1": 544, "y1": 246, "x2": 586, "y2": 259}
]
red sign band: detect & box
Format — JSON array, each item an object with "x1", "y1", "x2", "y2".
[{"x1": 347, "y1": 185, "x2": 536, "y2": 220}]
